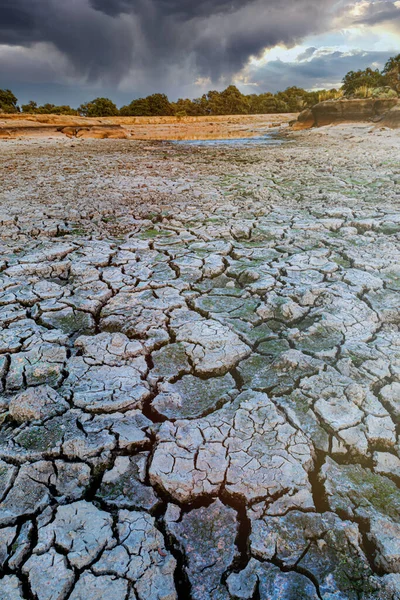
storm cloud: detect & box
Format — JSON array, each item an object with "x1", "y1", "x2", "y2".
[
  {"x1": 0, "y1": 0, "x2": 136, "y2": 82},
  {"x1": 1, "y1": 0, "x2": 337, "y2": 86},
  {"x1": 0, "y1": 0, "x2": 399, "y2": 103}
]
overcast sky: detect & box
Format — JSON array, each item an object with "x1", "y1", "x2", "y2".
[{"x1": 1, "y1": 0, "x2": 399, "y2": 106}]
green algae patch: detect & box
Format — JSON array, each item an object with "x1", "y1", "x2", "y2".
[
  {"x1": 323, "y1": 459, "x2": 400, "y2": 522},
  {"x1": 151, "y1": 372, "x2": 237, "y2": 420},
  {"x1": 139, "y1": 228, "x2": 172, "y2": 239},
  {"x1": 332, "y1": 255, "x2": 351, "y2": 268},
  {"x1": 346, "y1": 466, "x2": 400, "y2": 520},
  {"x1": 292, "y1": 323, "x2": 343, "y2": 354},
  {"x1": 15, "y1": 421, "x2": 63, "y2": 454},
  {"x1": 195, "y1": 294, "x2": 260, "y2": 323},
  {"x1": 257, "y1": 338, "x2": 290, "y2": 357},
  {"x1": 150, "y1": 342, "x2": 191, "y2": 382}
]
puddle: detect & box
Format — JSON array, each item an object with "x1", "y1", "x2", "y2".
[{"x1": 170, "y1": 133, "x2": 285, "y2": 147}]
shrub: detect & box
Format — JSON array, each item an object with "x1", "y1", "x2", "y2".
[
  {"x1": 318, "y1": 89, "x2": 343, "y2": 102},
  {"x1": 342, "y1": 68, "x2": 386, "y2": 96},
  {"x1": 0, "y1": 89, "x2": 19, "y2": 113},
  {"x1": 78, "y1": 98, "x2": 119, "y2": 117}
]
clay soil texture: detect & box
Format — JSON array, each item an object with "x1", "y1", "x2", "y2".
[{"x1": 0, "y1": 123, "x2": 400, "y2": 600}]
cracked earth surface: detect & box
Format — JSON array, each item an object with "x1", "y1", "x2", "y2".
[{"x1": 0, "y1": 124, "x2": 400, "y2": 599}]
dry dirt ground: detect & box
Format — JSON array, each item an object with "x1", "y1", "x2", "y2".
[{"x1": 0, "y1": 123, "x2": 400, "y2": 599}]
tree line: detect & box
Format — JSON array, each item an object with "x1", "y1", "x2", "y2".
[
  {"x1": 1, "y1": 54, "x2": 399, "y2": 117},
  {"x1": 0, "y1": 86, "x2": 329, "y2": 117}
]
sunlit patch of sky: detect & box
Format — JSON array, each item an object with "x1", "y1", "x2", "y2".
[{"x1": 230, "y1": 2, "x2": 400, "y2": 94}]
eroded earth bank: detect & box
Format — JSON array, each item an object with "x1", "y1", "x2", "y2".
[{"x1": 0, "y1": 124, "x2": 400, "y2": 599}]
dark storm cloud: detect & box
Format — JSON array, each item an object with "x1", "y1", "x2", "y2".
[
  {"x1": 91, "y1": 0, "x2": 339, "y2": 80},
  {"x1": 0, "y1": 0, "x2": 39, "y2": 44},
  {"x1": 0, "y1": 0, "x2": 338, "y2": 86},
  {"x1": 0, "y1": 0, "x2": 135, "y2": 82},
  {"x1": 90, "y1": 0, "x2": 245, "y2": 19}
]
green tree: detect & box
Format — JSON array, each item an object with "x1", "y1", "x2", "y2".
[
  {"x1": 21, "y1": 100, "x2": 38, "y2": 113},
  {"x1": 49, "y1": 105, "x2": 78, "y2": 116},
  {"x1": 248, "y1": 93, "x2": 273, "y2": 114},
  {"x1": 173, "y1": 97, "x2": 204, "y2": 116},
  {"x1": 204, "y1": 90, "x2": 224, "y2": 115},
  {"x1": 120, "y1": 93, "x2": 173, "y2": 116},
  {"x1": 0, "y1": 89, "x2": 19, "y2": 113},
  {"x1": 274, "y1": 87, "x2": 320, "y2": 112},
  {"x1": 145, "y1": 93, "x2": 173, "y2": 116},
  {"x1": 219, "y1": 86, "x2": 249, "y2": 114},
  {"x1": 47, "y1": 104, "x2": 78, "y2": 115},
  {"x1": 78, "y1": 97, "x2": 119, "y2": 117},
  {"x1": 21, "y1": 101, "x2": 78, "y2": 115},
  {"x1": 191, "y1": 94, "x2": 210, "y2": 116},
  {"x1": 383, "y1": 54, "x2": 400, "y2": 91},
  {"x1": 120, "y1": 98, "x2": 150, "y2": 116},
  {"x1": 342, "y1": 68, "x2": 386, "y2": 96}
]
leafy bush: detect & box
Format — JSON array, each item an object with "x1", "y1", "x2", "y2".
[
  {"x1": 121, "y1": 94, "x2": 173, "y2": 117},
  {"x1": 352, "y1": 86, "x2": 398, "y2": 99},
  {"x1": 383, "y1": 54, "x2": 400, "y2": 91},
  {"x1": 78, "y1": 98, "x2": 119, "y2": 117},
  {"x1": 353, "y1": 86, "x2": 374, "y2": 99},
  {"x1": 342, "y1": 68, "x2": 386, "y2": 96},
  {"x1": 0, "y1": 89, "x2": 19, "y2": 113},
  {"x1": 21, "y1": 101, "x2": 78, "y2": 115},
  {"x1": 318, "y1": 89, "x2": 343, "y2": 102},
  {"x1": 370, "y1": 87, "x2": 398, "y2": 99}
]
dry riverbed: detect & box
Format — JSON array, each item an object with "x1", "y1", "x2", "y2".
[{"x1": 0, "y1": 124, "x2": 400, "y2": 599}]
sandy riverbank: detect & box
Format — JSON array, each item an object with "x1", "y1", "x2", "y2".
[{"x1": 0, "y1": 112, "x2": 297, "y2": 140}]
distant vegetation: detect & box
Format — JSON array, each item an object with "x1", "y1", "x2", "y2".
[
  {"x1": 342, "y1": 68, "x2": 386, "y2": 96},
  {"x1": 0, "y1": 89, "x2": 19, "y2": 113},
  {"x1": 341, "y1": 55, "x2": 400, "y2": 98},
  {"x1": 78, "y1": 98, "x2": 119, "y2": 117},
  {"x1": 1, "y1": 54, "x2": 399, "y2": 117},
  {"x1": 20, "y1": 101, "x2": 79, "y2": 115},
  {"x1": 1, "y1": 86, "x2": 327, "y2": 117}
]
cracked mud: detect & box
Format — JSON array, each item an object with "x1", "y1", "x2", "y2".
[{"x1": 0, "y1": 124, "x2": 400, "y2": 599}]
